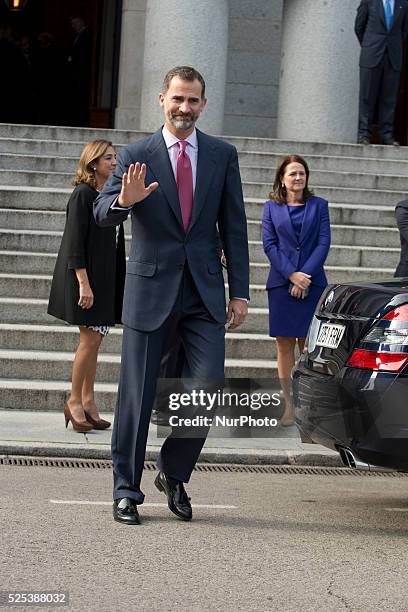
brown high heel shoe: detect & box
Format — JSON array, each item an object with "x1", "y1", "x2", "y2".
[
  {"x1": 64, "y1": 403, "x2": 93, "y2": 433},
  {"x1": 84, "y1": 410, "x2": 111, "y2": 430}
]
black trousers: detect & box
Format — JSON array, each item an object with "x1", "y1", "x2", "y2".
[
  {"x1": 395, "y1": 206, "x2": 408, "y2": 277},
  {"x1": 358, "y1": 52, "x2": 401, "y2": 140},
  {"x1": 111, "y1": 266, "x2": 225, "y2": 503}
]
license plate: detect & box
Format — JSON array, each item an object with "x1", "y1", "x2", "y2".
[{"x1": 316, "y1": 322, "x2": 346, "y2": 349}]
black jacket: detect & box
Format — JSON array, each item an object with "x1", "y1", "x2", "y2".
[
  {"x1": 48, "y1": 182, "x2": 125, "y2": 326},
  {"x1": 395, "y1": 199, "x2": 408, "y2": 277},
  {"x1": 355, "y1": 0, "x2": 408, "y2": 70}
]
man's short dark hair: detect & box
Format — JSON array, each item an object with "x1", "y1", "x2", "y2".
[{"x1": 162, "y1": 66, "x2": 206, "y2": 99}]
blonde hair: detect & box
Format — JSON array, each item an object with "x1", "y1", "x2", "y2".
[{"x1": 73, "y1": 139, "x2": 113, "y2": 189}]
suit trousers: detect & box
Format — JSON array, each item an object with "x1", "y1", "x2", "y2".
[
  {"x1": 358, "y1": 52, "x2": 401, "y2": 140},
  {"x1": 111, "y1": 264, "x2": 225, "y2": 503},
  {"x1": 395, "y1": 205, "x2": 408, "y2": 277}
]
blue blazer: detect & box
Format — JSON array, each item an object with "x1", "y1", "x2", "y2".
[
  {"x1": 94, "y1": 128, "x2": 249, "y2": 332},
  {"x1": 262, "y1": 196, "x2": 331, "y2": 289}
]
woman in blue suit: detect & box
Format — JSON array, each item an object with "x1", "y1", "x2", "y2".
[{"x1": 262, "y1": 155, "x2": 331, "y2": 425}]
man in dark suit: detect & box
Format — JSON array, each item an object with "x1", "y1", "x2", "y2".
[
  {"x1": 66, "y1": 16, "x2": 92, "y2": 126},
  {"x1": 355, "y1": 0, "x2": 408, "y2": 144},
  {"x1": 94, "y1": 66, "x2": 249, "y2": 525},
  {"x1": 395, "y1": 200, "x2": 408, "y2": 276}
]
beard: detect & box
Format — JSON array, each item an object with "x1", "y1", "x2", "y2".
[{"x1": 167, "y1": 111, "x2": 196, "y2": 131}]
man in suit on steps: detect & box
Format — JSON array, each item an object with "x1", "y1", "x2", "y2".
[
  {"x1": 94, "y1": 66, "x2": 249, "y2": 525},
  {"x1": 355, "y1": 0, "x2": 408, "y2": 145}
]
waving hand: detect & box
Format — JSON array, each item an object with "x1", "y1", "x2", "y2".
[{"x1": 118, "y1": 162, "x2": 159, "y2": 207}]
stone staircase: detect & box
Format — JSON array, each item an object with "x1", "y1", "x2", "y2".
[{"x1": 0, "y1": 123, "x2": 405, "y2": 412}]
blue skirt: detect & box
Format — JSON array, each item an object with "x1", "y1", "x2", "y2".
[{"x1": 267, "y1": 284, "x2": 325, "y2": 338}]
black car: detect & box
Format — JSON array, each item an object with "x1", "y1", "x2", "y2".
[{"x1": 293, "y1": 280, "x2": 408, "y2": 471}]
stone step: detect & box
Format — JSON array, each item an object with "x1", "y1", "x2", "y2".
[
  {"x1": 0, "y1": 250, "x2": 396, "y2": 287},
  {"x1": 331, "y1": 224, "x2": 399, "y2": 247},
  {"x1": 238, "y1": 151, "x2": 408, "y2": 176},
  {"x1": 2, "y1": 123, "x2": 408, "y2": 160},
  {"x1": 249, "y1": 242, "x2": 400, "y2": 269},
  {"x1": 0, "y1": 226, "x2": 264, "y2": 252},
  {"x1": 0, "y1": 239, "x2": 399, "y2": 271},
  {"x1": 0, "y1": 298, "x2": 270, "y2": 333},
  {"x1": 0, "y1": 273, "x2": 268, "y2": 308},
  {"x1": 0, "y1": 186, "x2": 71, "y2": 211},
  {"x1": 0, "y1": 169, "x2": 72, "y2": 189},
  {"x1": 0, "y1": 373, "x2": 287, "y2": 412},
  {"x1": 0, "y1": 171, "x2": 405, "y2": 208},
  {"x1": 0, "y1": 186, "x2": 400, "y2": 224},
  {"x1": 0, "y1": 137, "x2": 101, "y2": 157},
  {"x1": 245, "y1": 200, "x2": 397, "y2": 226},
  {"x1": 249, "y1": 263, "x2": 395, "y2": 285},
  {"x1": 243, "y1": 181, "x2": 405, "y2": 207},
  {"x1": 0, "y1": 324, "x2": 276, "y2": 361},
  {"x1": 0, "y1": 220, "x2": 399, "y2": 252},
  {"x1": 0, "y1": 349, "x2": 278, "y2": 383},
  {"x1": 240, "y1": 166, "x2": 408, "y2": 192},
  {"x1": 0, "y1": 124, "x2": 151, "y2": 144},
  {"x1": 0, "y1": 378, "x2": 118, "y2": 412},
  {"x1": 0, "y1": 202, "x2": 398, "y2": 232},
  {"x1": 2, "y1": 164, "x2": 407, "y2": 195},
  {"x1": 3, "y1": 150, "x2": 408, "y2": 177},
  {"x1": 0, "y1": 207, "x2": 258, "y2": 237}
]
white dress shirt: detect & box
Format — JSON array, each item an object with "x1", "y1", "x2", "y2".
[
  {"x1": 162, "y1": 124, "x2": 198, "y2": 191},
  {"x1": 383, "y1": 0, "x2": 395, "y2": 15}
]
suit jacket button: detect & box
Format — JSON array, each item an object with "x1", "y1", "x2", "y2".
[{"x1": 296, "y1": 247, "x2": 300, "y2": 251}]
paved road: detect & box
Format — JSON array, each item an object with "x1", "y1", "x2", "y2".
[{"x1": 1, "y1": 465, "x2": 408, "y2": 611}]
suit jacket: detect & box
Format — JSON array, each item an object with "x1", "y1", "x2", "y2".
[
  {"x1": 395, "y1": 199, "x2": 408, "y2": 276},
  {"x1": 48, "y1": 183, "x2": 126, "y2": 326},
  {"x1": 94, "y1": 128, "x2": 249, "y2": 332},
  {"x1": 355, "y1": 0, "x2": 408, "y2": 70},
  {"x1": 262, "y1": 196, "x2": 331, "y2": 289}
]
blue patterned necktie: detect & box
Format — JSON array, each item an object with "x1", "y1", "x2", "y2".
[{"x1": 385, "y1": 0, "x2": 393, "y2": 30}]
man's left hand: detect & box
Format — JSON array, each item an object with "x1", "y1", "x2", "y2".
[{"x1": 226, "y1": 299, "x2": 248, "y2": 330}]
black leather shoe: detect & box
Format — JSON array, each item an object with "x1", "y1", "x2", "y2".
[
  {"x1": 154, "y1": 472, "x2": 192, "y2": 521},
  {"x1": 357, "y1": 136, "x2": 370, "y2": 145},
  {"x1": 382, "y1": 137, "x2": 400, "y2": 146},
  {"x1": 113, "y1": 497, "x2": 141, "y2": 525}
]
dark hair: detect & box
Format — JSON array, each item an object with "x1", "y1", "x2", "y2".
[
  {"x1": 269, "y1": 155, "x2": 314, "y2": 204},
  {"x1": 162, "y1": 66, "x2": 206, "y2": 99}
]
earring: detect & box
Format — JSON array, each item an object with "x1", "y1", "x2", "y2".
[{"x1": 282, "y1": 183, "x2": 285, "y2": 189}]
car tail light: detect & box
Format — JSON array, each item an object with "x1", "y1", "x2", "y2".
[
  {"x1": 347, "y1": 349, "x2": 408, "y2": 372},
  {"x1": 346, "y1": 304, "x2": 408, "y2": 372}
]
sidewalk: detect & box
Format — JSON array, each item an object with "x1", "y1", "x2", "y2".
[{"x1": 0, "y1": 409, "x2": 341, "y2": 466}]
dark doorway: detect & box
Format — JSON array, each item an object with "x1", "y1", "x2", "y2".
[{"x1": 0, "y1": 0, "x2": 122, "y2": 128}]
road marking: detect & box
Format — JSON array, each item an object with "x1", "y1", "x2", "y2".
[
  {"x1": 50, "y1": 499, "x2": 237, "y2": 509},
  {"x1": 385, "y1": 507, "x2": 408, "y2": 512}
]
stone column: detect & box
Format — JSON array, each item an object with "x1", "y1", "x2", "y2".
[
  {"x1": 115, "y1": 0, "x2": 147, "y2": 130},
  {"x1": 277, "y1": 0, "x2": 360, "y2": 143},
  {"x1": 139, "y1": 0, "x2": 229, "y2": 134}
]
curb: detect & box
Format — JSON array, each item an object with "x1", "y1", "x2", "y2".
[{"x1": 0, "y1": 442, "x2": 343, "y2": 467}]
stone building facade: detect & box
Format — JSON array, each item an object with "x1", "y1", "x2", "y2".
[{"x1": 115, "y1": 0, "x2": 362, "y2": 143}]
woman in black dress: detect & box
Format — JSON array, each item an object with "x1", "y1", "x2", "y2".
[{"x1": 48, "y1": 140, "x2": 125, "y2": 432}]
